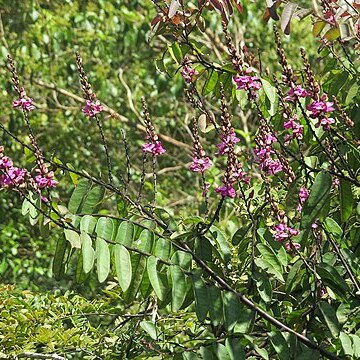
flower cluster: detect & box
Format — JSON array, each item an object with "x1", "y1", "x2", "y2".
[
  {"x1": 0, "y1": 149, "x2": 27, "y2": 188},
  {"x1": 0, "y1": 146, "x2": 57, "y2": 198},
  {"x1": 189, "y1": 117, "x2": 212, "y2": 173},
  {"x1": 215, "y1": 128, "x2": 240, "y2": 156},
  {"x1": 181, "y1": 61, "x2": 198, "y2": 84},
  {"x1": 307, "y1": 95, "x2": 335, "y2": 131},
  {"x1": 233, "y1": 70, "x2": 262, "y2": 99},
  {"x1": 34, "y1": 170, "x2": 58, "y2": 189},
  {"x1": 284, "y1": 85, "x2": 309, "y2": 102},
  {"x1": 142, "y1": 141, "x2": 166, "y2": 156},
  {"x1": 215, "y1": 87, "x2": 249, "y2": 198},
  {"x1": 13, "y1": 97, "x2": 35, "y2": 112},
  {"x1": 82, "y1": 99, "x2": 103, "y2": 118},
  {"x1": 254, "y1": 130, "x2": 283, "y2": 175},
  {"x1": 141, "y1": 98, "x2": 166, "y2": 157},
  {"x1": 283, "y1": 114, "x2": 303, "y2": 146},
  {"x1": 273, "y1": 223, "x2": 299, "y2": 241},
  {"x1": 297, "y1": 187, "x2": 310, "y2": 212}
]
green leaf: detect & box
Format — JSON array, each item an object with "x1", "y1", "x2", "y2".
[
  {"x1": 324, "y1": 218, "x2": 342, "y2": 238},
  {"x1": 223, "y1": 291, "x2": 241, "y2": 331},
  {"x1": 81, "y1": 186, "x2": 105, "y2": 214},
  {"x1": 324, "y1": 26, "x2": 340, "y2": 41},
  {"x1": 68, "y1": 179, "x2": 91, "y2": 214},
  {"x1": 225, "y1": 337, "x2": 246, "y2": 360},
  {"x1": 171, "y1": 250, "x2": 192, "y2": 269},
  {"x1": 285, "y1": 260, "x2": 303, "y2": 294},
  {"x1": 269, "y1": 331, "x2": 289, "y2": 360},
  {"x1": 203, "y1": 69, "x2": 219, "y2": 95},
  {"x1": 95, "y1": 238, "x2": 110, "y2": 283},
  {"x1": 313, "y1": 20, "x2": 326, "y2": 37},
  {"x1": 318, "y1": 301, "x2": 340, "y2": 338},
  {"x1": 256, "y1": 244, "x2": 284, "y2": 282},
  {"x1": 168, "y1": 42, "x2": 182, "y2": 64},
  {"x1": 339, "y1": 332, "x2": 353, "y2": 356},
  {"x1": 350, "y1": 334, "x2": 360, "y2": 358},
  {"x1": 300, "y1": 172, "x2": 332, "y2": 243},
  {"x1": 170, "y1": 265, "x2": 188, "y2": 311},
  {"x1": 95, "y1": 217, "x2": 114, "y2": 241},
  {"x1": 153, "y1": 237, "x2": 171, "y2": 260},
  {"x1": 339, "y1": 179, "x2": 353, "y2": 222},
  {"x1": 210, "y1": 226, "x2": 231, "y2": 264},
  {"x1": 21, "y1": 198, "x2": 30, "y2": 216},
  {"x1": 64, "y1": 229, "x2": 81, "y2": 249},
  {"x1": 200, "y1": 347, "x2": 215, "y2": 360},
  {"x1": 232, "y1": 225, "x2": 251, "y2": 246},
  {"x1": 52, "y1": 236, "x2": 69, "y2": 280},
  {"x1": 261, "y1": 78, "x2": 276, "y2": 103},
  {"x1": 140, "y1": 320, "x2": 157, "y2": 340},
  {"x1": 114, "y1": 244, "x2": 132, "y2": 292},
  {"x1": 316, "y1": 263, "x2": 350, "y2": 297},
  {"x1": 215, "y1": 344, "x2": 231, "y2": 360},
  {"x1": 254, "y1": 271, "x2": 273, "y2": 303},
  {"x1": 195, "y1": 236, "x2": 212, "y2": 261},
  {"x1": 80, "y1": 231, "x2": 95, "y2": 274},
  {"x1": 147, "y1": 256, "x2": 167, "y2": 301},
  {"x1": 80, "y1": 215, "x2": 97, "y2": 234},
  {"x1": 115, "y1": 221, "x2": 134, "y2": 246},
  {"x1": 208, "y1": 286, "x2": 223, "y2": 326},
  {"x1": 191, "y1": 271, "x2": 209, "y2": 322}
]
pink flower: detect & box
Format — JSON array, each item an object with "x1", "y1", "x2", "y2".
[
  {"x1": 190, "y1": 156, "x2": 212, "y2": 173},
  {"x1": 315, "y1": 117, "x2": 335, "y2": 131},
  {"x1": 273, "y1": 223, "x2": 299, "y2": 242},
  {"x1": 215, "y1": 184, "x2": 236, "y2": 198},
  {"x1": 297, "y1": 187, "x2": 309, "y2": 212},
  {"x1": 35, "y1": 171, "x2": 58, "y2": 189},
  {"x1": 13, "y1": 97, "x2": 36, "y2": 112},
  {"x1": 259, "y1": 158, "x2": 283, "y2": 175},
  {"x1": 82, "y1": 100, "x2": 103, "y2": 117},
  {"x1": 181, "y1": 64, "x2": 198, "y2": 83},
  {"x1": 285, "y1": 85, "x2": 309, "y2": 102},
  {"x1": 0, "y1": 156, "x2": 13, "y2": 169},
  {"x1": 233, "y1": 75, "x2": 262, "y2": 91},
  {"x1": 0, "y1": 167, "x2": 27, "y2": 187},
  {"x1": 216, "y1": 129, "x2": 240, "y2": 155},
  {"x1": 307, "y1": 100, "x2": 334, "y2": 117},
  {"x1": 142, "y1": 140, "x2": 166, "y2": 156},
  {"x1": 285, "y1": 242, "x2": 301, "y2": 251}
]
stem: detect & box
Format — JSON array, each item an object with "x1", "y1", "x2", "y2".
[{"x1": 95, "y1": 115, "x2": 113, "y2": 185}]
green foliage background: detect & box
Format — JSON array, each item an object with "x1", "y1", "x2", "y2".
[{"x1": 0, "y1": 0, "x2": 359, "y2": 359}]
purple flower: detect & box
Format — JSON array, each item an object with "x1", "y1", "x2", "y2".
[
  {"x1": 142, "y1": 140, "x2": 166, "y2": 156},
  {"x1": 215, "y1": 184, "x2": 236, "y2": 198},
  {"x1": 0, "y1": 167, "x2": 27, "y2": 187},
  {"x1": 216, "y1": 129, "x2": 240, "y2": 156},
  {"x1": 0, "y1": 156, "x2": 13, "y2": 169},
  {"x1": 285, "y1": 242, "x2": 301, "y2": 251},
  {"x1": 233, "y1": 75, "x2": 262, "y2": 91},
  {"x1": 82, "y1": 100, "x2": 103, "y2": 117},
  {"x1": 273, "y1": 223, "x2": 299, "y2": 242},
  {"x1": 299, "y1": 187, "x2": 309, "y2": 203},
  {"x1": 35, "y1": 171, "x2": 58, "y2": 189},
  {"x1": 307, "y1": 100, "x2": 334, "y2": 118},
  {"x1": 181, "y1": 64, "x2": 198, "y2": 83},
  {"x1": 259, "y1": 158, "x2": 283, "y2": 175},
  {"x1": 190, "y1": 156, "x2": 212, "y2": 173},
  {"x1": 315, "y1": 117, "x2": 335, "y2": 131},
  {"x1": 13, "y1": 97, "x2": 36, "y2": 112},
  {"x1": 285, "y1": 85, "x2": 309, "y2": 102}
]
